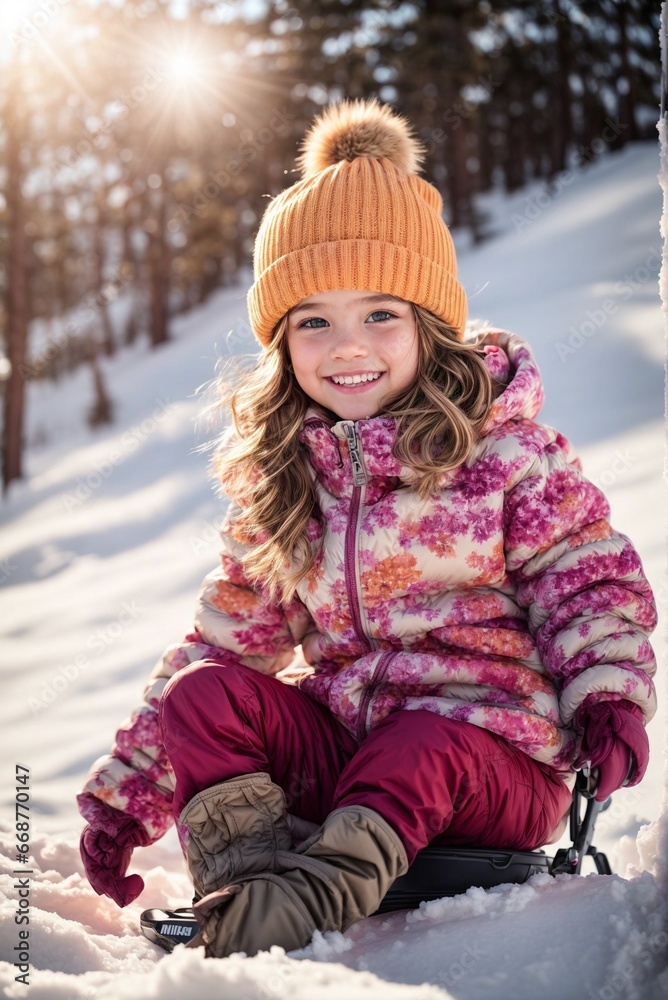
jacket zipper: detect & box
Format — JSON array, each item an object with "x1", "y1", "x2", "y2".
[
  {"x1": 356, "y1": 651, "x2": 395, "y2": 742},
  {"x1": 343, "y1": 422, "x2": 367, "y2": 489},
  {"x1": 343, "y1": 422, "x2": 370, "y2": 651},
  {"x1": 342, "y1": 422, "x2": 388, "y2": 743}
]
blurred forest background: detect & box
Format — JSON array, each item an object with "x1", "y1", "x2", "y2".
[{"x1": 0, "y1": 0, "x2": 661, "y2": 492}]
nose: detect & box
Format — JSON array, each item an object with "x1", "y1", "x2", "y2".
[{"x1": 329, "y1": 327, "x2": 369, "y2": 361}]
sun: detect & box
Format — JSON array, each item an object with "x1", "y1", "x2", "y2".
[
  {"x1": 0, "y1": 0, "x2": 39, "y2": 34},
  {"x1": 167, "y1": 51, "x2": 200, "y2": 81}
]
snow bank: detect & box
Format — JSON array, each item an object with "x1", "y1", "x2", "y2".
[
  {"x1": 0, "y1": 136, "x2": 665, "y2": 997},
  {"x1": 1, "y1": 821, "x2": 666, "y2": 999}
]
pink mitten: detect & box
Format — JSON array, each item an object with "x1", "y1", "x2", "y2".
[
  {"x1": 482, "y1": 343, "x2": 511, "y2": 384},
  {"x1": 573, "y1": 700, "x2": 649, "y2": 802},
  {"x1": 78, "y1": 793, "x2": 150, "y2": 906}
]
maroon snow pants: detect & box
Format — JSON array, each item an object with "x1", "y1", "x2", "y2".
[{"x1": 159, "y1": 662, "x2": 572, "y2": 866}]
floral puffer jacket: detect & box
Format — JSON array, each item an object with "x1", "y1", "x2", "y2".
[{"x1": 79, "y1": 328, "x2": 658, "y2": 843}]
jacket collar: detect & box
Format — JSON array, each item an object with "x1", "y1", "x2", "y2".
[
  {"x1": 475, "y1": 327, "x2": 545, "y2": 434},
  {"x1": 299, "y1": 412, "x2": 415, "y2": 492}
]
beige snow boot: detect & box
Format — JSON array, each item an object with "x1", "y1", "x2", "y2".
[
  {"x1": 179, "y1": 771, "x2": 294, "y2": 898},
  {"x1": 188, "y1": 805, "x2": 409, "y2": 958}
]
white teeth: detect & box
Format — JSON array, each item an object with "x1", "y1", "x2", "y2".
[{"x1": 330, "y1": 373, "x2": 382, "y2": 385}]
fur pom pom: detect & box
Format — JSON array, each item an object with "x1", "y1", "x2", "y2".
[{"x1": 295, "y1": 97, "x2": 426, "y2": 180}]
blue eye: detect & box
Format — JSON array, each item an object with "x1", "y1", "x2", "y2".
[
  {"x1": 297, "y1": 310, "x2": 396, "y2": 330},
  {"x1": 299, "y1": 317, "x2": 328, "y2": 329}
]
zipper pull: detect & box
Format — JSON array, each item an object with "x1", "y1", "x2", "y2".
[{"x1": 343, "y1": 423, "x2": 366, "y2": 486}]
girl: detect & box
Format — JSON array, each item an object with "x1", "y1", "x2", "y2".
[{"x1": 78, "y1": 98, "x2": 657, "y2": 958}]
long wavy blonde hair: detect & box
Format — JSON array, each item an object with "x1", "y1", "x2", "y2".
[{"x1": 212, "y1": 304, "x2": 501, "y2": 602}]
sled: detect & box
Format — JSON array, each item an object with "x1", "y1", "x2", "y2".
[
  {"x1": 376, "y1": 769, "x2": 612, "y2": 912},
  {"x1": 140, "y1": 770, "x2": 611, "y2": 951}
]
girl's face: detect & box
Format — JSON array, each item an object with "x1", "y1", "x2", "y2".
[{"x1": 286, "y1": 289, "x2": 419, "y2": 421}]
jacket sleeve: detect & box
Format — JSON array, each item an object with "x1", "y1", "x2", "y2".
[
  {"x1": 79, "y1": 512, "x2": 313, "y2": 841},
  {"x1": 193, "y1": 503, "x2": 313, "y2": 674},
  {"x1": 502, "y1": 424, "x2": 658, "y2": 733}
]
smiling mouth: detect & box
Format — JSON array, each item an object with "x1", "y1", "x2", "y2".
[{"x1": 328, "y1": 372, "x2": 383, "y2": 386}]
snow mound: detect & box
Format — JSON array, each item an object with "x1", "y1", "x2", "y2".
[
  {"x1": 0, "y1": 139, "x2": 665, "y2": 997},
  {"x1": 1, "y1": 823, "x2": 666, "y2": 999}
]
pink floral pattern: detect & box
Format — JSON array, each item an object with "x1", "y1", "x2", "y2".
[{"x1": 80, "y1": 328, "x2": 658, "y2": 839}]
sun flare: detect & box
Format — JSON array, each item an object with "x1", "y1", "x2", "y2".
[
  {"x1": 0, "y1": 0, "x2": 38, "y2": 34},
  {"x1": 168, "y1": 51, "x2": 200, "y2": 81}
]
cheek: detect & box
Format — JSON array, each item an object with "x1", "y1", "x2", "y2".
[
  {"x1": 389, "y1": 333, "x2": 418, "y2": 381},
  {"x1": 398, "y1": 356, "x2": 418, "y2": 387},
  {"x1": 289, "y1": 340, "x2": 320, "y2": 388}
]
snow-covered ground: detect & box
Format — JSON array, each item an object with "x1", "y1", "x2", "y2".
[{"x1": 0, "y1": 137, "x2": 665, "y2": 998}]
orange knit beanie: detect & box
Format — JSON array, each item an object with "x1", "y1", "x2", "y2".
[{"x1": 247, "y1": 97, "x2": 467, "y2": 346}]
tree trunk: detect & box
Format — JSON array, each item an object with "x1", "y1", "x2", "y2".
[
  {"x1": 476, "y1": 106, "x2": 494, "y2": 191},
  {"x1": 148, "y1": 190, "x2": 169, "y2": 347},
  {"x1": 549, "y1": 0, "x2": 572, "y2": 177},
  {"x1": 442, "y1": 81, "x2": 470, "y2": 228},
  {"x1": 87, "y1": 346, "x2": 114, "y2": 427},
  {"x1": 93, "y1": 209, "x2": 115, "y2": 357},
  {"x1": 502, "y1": 95, "x2": 525, "y2": 193},
  {"x1": 616, "y1": 1, "x2": 638, "y2": 144},
  {"x1": 2, "y1": 59, "x2": 30, "y2": 494}
]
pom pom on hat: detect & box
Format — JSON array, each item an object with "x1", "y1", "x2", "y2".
[
  {"x1": 295, "y1": 97, "x2": 427, "y2": 179},
  {"x1": 247, "y1": 97, "x2": 467, "y2": 346}
]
